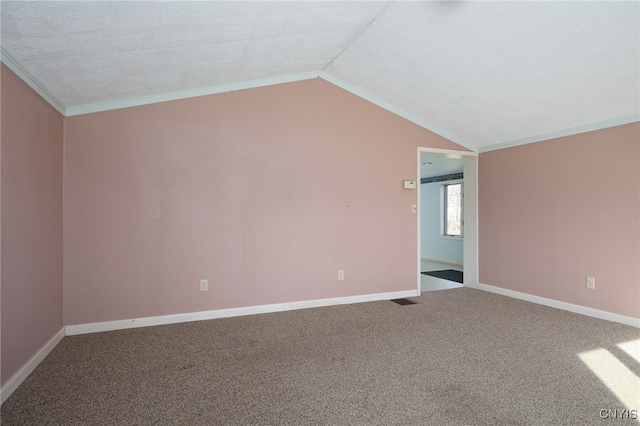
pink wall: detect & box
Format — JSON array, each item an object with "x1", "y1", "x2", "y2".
[
  {"x1": 1, "y1": 66, "x2": 64, "y2": 385},
  {"x1": 479, "y1": 123, "x2": 640, "y2": 318},
  {"x1": 63, "y1": 79, "x2": 464, "y2": 325}
]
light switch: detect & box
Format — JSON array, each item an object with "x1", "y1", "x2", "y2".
[{"x1": 403, "y1": 180, "x2": 416, "y2": 189}]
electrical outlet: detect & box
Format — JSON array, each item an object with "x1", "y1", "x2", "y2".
[
  {"x1": 586, "y1": 277, "x2": 595, "y2": 289},
  {"x1": 200, "y1": 279, "x2": 209, "y2": 292},
  {"x1": 338, "y1": 270, "x2": 345, "y2": 281}
]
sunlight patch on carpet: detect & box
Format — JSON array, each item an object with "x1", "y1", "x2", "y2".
[
  {"x1": 618, "y1": 338, "x2": 640, "y2": 364},
  {"x1": 578, "y1": 344, "x2": 640, "y2": 418}
]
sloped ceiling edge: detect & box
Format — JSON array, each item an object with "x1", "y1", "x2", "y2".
[{"x1": 2, "y1": 48, "x2": 635, "y2": 153}]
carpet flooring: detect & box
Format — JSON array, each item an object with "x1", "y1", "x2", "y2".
[
  {"x1": 421, "y1": 269, "x2": 464, "y2": 283},
  {"x1": 2, "y1": 288, "x2": 639, "y2": 425}
]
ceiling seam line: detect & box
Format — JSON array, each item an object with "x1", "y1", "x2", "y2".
[{"x1": 321, "y1": 1, "x2": 395, "y2": 72}]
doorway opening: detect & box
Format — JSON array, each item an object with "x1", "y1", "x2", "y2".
[{"x1": 416, "y1": 148, "x2": 478, "y2": 294}]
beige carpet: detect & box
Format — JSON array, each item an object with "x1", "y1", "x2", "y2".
[{"x1": 2, "y1": 288, "x2": 639, "y2": 425}]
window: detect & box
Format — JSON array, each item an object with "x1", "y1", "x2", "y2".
[{"x1": 442, "y1": 182, "x2": 463, "y2": 238}]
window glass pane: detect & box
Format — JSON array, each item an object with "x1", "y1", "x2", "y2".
[{"x1": 446, "y1": 184, "x2": 462, "y2": 236}]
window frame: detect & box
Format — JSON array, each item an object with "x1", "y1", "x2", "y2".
[{"x1": 440, "y1": 180, "x2": 464, "y2": 240}]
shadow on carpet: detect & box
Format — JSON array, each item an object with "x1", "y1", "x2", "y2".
[{"x1": 421, "y1": 269, "x2": 463, "y2": 283}]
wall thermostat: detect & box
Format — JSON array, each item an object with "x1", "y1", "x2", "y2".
[{"x1": 403, "y1": 180, "x2": 416, "y2": 189}]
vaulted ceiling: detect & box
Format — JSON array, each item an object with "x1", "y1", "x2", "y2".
[{"x1": 2, "y1": 1, "x2": 638, "y2": 152}]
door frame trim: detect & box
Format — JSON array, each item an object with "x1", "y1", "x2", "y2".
[{"x1": 417, "y1": 148, "x2": 479, "y2": 294}]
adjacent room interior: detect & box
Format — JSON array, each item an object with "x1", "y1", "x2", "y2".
[
  {"x1": 419, "y1": 151, "x2": 465, "y2": 292},
  {"x1": 1, "y1": 1, "x2": 639, "y2": 424}
]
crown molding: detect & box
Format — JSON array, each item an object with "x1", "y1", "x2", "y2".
[
  {"x1": 318, "y1": 71, "x2": 475, "y2": 152},
  {"x1": 64, "y1": 72, "x2": 321, "y2": 116},
  {"x1": 479, "y1": 114, "x2": 640, "y2": 153},
  {"x1": 0, "y1": 53, "x2": 475, "y2": 153},
  {"x1": 2, "y1": 48, "x2": 635, "y2": 154},
  {"x1": 1, "y1": 47, "x2": 67, "y2": 115},
  {"x1": 0, "y1": 53, "x2": 472, "y2": 152}
]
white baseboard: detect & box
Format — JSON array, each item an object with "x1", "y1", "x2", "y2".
[
  {"x1": 478, "y1": 283, "x2": 640, "y2": 328},
  {"x1": 66, "y1": 289, "x2": 419, "y2": 336},
  {"x1": 421, "y1": 256, "x2": 463, "y2": 267},
  {"x1": 1, "y1": 290, "x2": 418, "y2": 403},
  {"x1": 1, "y1": 327, "x2": 66, "y2": 405}
]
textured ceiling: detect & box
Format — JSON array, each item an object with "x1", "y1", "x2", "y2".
[{"x1": 1, "y1": 1, "x2": 638, "y2": 152}]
